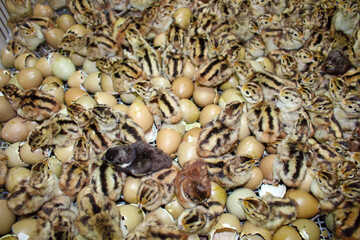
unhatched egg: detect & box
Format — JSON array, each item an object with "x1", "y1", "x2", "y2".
[
  {"x1": 243, "y1": 167, "x2": 263, "y2": 190},
  {"x1": 123, "y1": 176, "x2": 141, "y2": 204},
  {"x1": 1, "y1": 117, "x2": 37, "y2": 143},
  {"x1": 180, "y1": 99, "x2": 199, "y2": 124},
  {"x1": 12, "y1": 218, "x2": 38, "y2": 239},
  {"x1": 0, "y1": 96, "x2": 16, "y2": 122},
  {"x1": 285, "y1": 189, "x2": 319, "y2": 219},
  {"x1": 0, "y1": 200, "x2": 16, "y2": 235},
  {"x1": 56, "y1": 14, "x2": 76, "y2": 32},
  {"x1": 128, "y1": 102, "x2": 153, "y2": 132},
  {"x1": 51, "y1": 55, "x2": 76, "y2": 81},
  {"x1": 199, "y1": 104, "x2": 221, "y2": 126},
  {"x1": 17, "y1": 67, "x2": 43, "y2": 89},
  {"x1": 183, "y1": 61, "x2": 196, "y2": 80},
  {"x1": 241, "y1": 221, "x2": 272, "y2": 240},
  {"x1": 259, "y1": 154, "x2": 276, "y2": 181},
  {"x1": 172, "y1": 77, "x2": 193, "y2": 99},
  {"x1": 45, "y1": 28, "x2": 65, "y2": 49},
  {"x1": 193, "y1": 86, "x2": 219, "y2": 107},
  {"x1": 94, "y1": 92, "x2": 118, "y2": 106},
  {"x1": 156, "y1": 128, "x2": 182, "y2": 155},
  {"x1": 236, "y1": 136, "x2": 265, "y2": 159},
  {"x1": 183, "y1": 127, "x2": 202, "y2": 143},
  {"x1": 176, "y1": 141, "x2": 198, "y2": 167},
  {"x1": 272, "y1": 226, "x2": 302, "y2": 240},
  {"x1": 173, "y1": 7, "x2": 192, "y2": 29},
  {"x1": 33, "y1": 3, "x2": 53, "y2": 18}
]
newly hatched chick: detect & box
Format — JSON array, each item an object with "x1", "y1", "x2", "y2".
[
  {"x1": 197, "y1": 101, "x2": 244, "y2": 157},
  {"x1": 11, "y1": 20, "x2": 45, "y2": 50},
  {"x1": 7, "y1": 160, "x2": 60, "y2": 215},
  {"x1": 1, "y1": 84, "x2": 62, "y2": 121},
  {"x1": 36, "y1": 193, "x2": 78, "y2": 240},
  {"x1": 75, "y1": 191, "x2": 123, "y2": 240},
  {"x1": 205, "y1": 154, "x2": 257, "y2": 189},
  {"x1": 175, "y1": 160, "x2": 212, "y2": 208},
  {"x1": 339, "y1": 178, "x2": 360, "y2": 201},
  {"x1": 306, "y1": 95, "x2": 343, "y2": 142},
  {"x1": 333, "y1": 200, "x2": 360, "y2": 240},
  {"x1": 332, "y1": 0, "x2": 360, "y2": 36},
  {"x1": 241, "y1": 195, "x2": 297, "y2": 233},
  {"x1": 137, "y1": 165, "x2": 179, "y2": 211},
  {"x1": 103, "y1": 141, "x2": 173, "y2": 177}
]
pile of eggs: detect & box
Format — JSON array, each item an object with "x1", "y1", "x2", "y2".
[{"x1": 0, "y1": 1, "x2": 332, "y2": 240}]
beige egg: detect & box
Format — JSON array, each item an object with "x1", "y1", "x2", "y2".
[
  {"x1": 128, "y1": 102, "x2": 153, "y2": 132},
  {"x1": 193, "y1": 86, "x2": 219, "y2": 107},
  {"x1": 100, "y1": 73, "x2": 116, "y2": 93},
  {"x1": 68, "y1": 70, "x2": 87, "y2": 88},
  {"x1": 17, "y1": 67, "x2": 43, "y2": 90},
  {"x1": 241, "y1": 221, "x2": 272, "y2": 240},
  {"x1": 117, "y1": 204, "x2": 145, "y2": 234},
  {"x1": 12, "y1": 218, "x2": 38, "y2": 239},
  {"x1": 51, "y1": 55, "x2": 76, "y2": 81},
  {"x1": 285, "y1": 189, "x2": 319, "y2": 219},
  {"x1": 123, "y1": 176, "x2": 141, "y2": 204},
  {"x1": 113, "y1": 104, "x2": 129, "y2": 113},
  {"x1": 259, "y1": 154, "x2": 276, "y2": 181},
  {"x1": 75, "y1": 95, "x2": 97, "y2": 109},
  {"x1": 183, "y1": 128, "x2": 202, "y2": 143},
  {"x1": 212, "y1": 213, "x2": 242, "y2": 232},
  {"x1": 69, "y1": 52, "x2": 86, "y2": 67},
  {"x1": 94, "y1": 92, "x2": 118, "y2": 106},
  {"x1": 14, "y1": 53, "x2": 37, "y2": 70},
  {"x1": 0, "y1": 69, "x2": 12, "y2": 87},
  {"x1": 83, "y1": 72, "x2": 102, "y2": 93},
  {"x1": 156, "y1": 128, "x2": 182, "y2": 155},
  {"x1": 56, "y1": 14, "x2": 76, "y2": 32},
  {"x1": 0, "y1": 96, "x2": 17, "y2": 123},
  {"x1": 173, "y1": 7, "x2": 192, "y2": 29},
  {"x1": 64, "y1": 88, "x2": 89, "y2": 106},
  {"x1": 172, "y1": 77, "x2": 194, "y2": 99},
  {"x1": 199, "y1": 104, "x2": 221, "y2": 126},
  {"x1": 272, "y1": 226, "x2": 302, "y2": 240},
  {"x1": 33, "y1": 3, "x2": 54, "y2": 18},
  {"x1": 1, "y1": 117, "x2": 36, "y2": 143},
  {"x1": 180, "y1": 99, "x2": 200, "y2": 124},
  {"x1": 236, "y1": 136, "x2": 265, "y2": 159},
  {"x1": 45, "y1": 28, "x2": 65, "y2": 49},
  {"x1": 19, "y1": 142, "x2": 47, "y2": 165},
  {"x1": 34, "y1": 56, "x2": 52, "y2": 78},
  {"x1": 177, "y1": 141, "x2": 199, "y2": 167},
  {"x1": 0, "y1": 200, "x2": 16, "y2": 235},
  {"x1": 165, "y1": 197, "x2": 185, "y2": 220},
  {"x1": 243, "y1": 167, "x2": 263, "y2": 190},
  {"x1": 183, "y1": 61, "x2": 196, "y2": 80},
  {"x1": 226, "y1": 188, "x2": 256, "y2": 220},
  {"x1": 83, "y1": 59, "x2": 98, "y2": 75},
  {"x1": 1, "y1": 47, "x2": 15, "y2": 68},
  {"x1": 218, "y1": 89, "x2": 244, "y2": 108},
  {"x1": 53, "y1": 145, "x2": 74, "y2": 164},
  {"x1": 297, "y1": 168, "x2": 315, "y2": 193},
  {"x1": 291, "y1": 219, "x2": 320, "y2": 240},
  {"x1": 5, "y1": 167, "x2": 31, "y2": 192}
]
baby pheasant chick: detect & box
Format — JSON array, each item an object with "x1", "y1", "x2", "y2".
[
  {"x1": 137, "y1": 165, "x2": 179, "y2": 211},
  {"x1": 197, "y1": 101, "x2": 244, "y2": 157},
  {"x1": 175, "y1": 160, "x2": 212, "y2": 209},
  {"x1": 7, "y1": 160, "x2": 60, "y2": 215},
  {"x1": 241, "y1": 195, "x2": 297, "y2": 233},
  {"x1": 75, "y1": 191, "x2": 123, "y2": 240}
]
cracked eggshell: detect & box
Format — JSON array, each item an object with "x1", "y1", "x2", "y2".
[
  {"x1": 291, "y1": 219, "x2": 320, "y2": 240},
  {"x1": 54, "y1": 145, "x2": 74, "y2": 164},
  {"x1": 236, "y1": 136, "x2": 265, "y2": 159},
  {"x1": 177, "y1": 141, "x2": 198, "y2": 167},
  {"x1": 165, "y1": 197, "x2": 185, "y2": 220},
  {"x1": 118, "y1": 204, "x2": 145, "y2": 235},
  {"x1": 4, "y1": 142, "x2": 29, "y2": 168},
  {"x1": 128, "y1": 102, "x2": 154, "y2": 132},
  {"x1": 35, "y1": 56, "x2": 52, "y2": 78},
  {"x1": 259, "y1": 154, "x2": 276, "y2": 181},
  {"x1": 47, "y1": 157, "x2": 63, "y2": 178},
  {"x1": 123, "y1": 176, "x2": 141, "y2": 204},
  {"x1": 241, "y1": 221, "x2": 272, "y2": 240},
  {"x1": 0, "y1": 96, "x2": 16, "y2": 123},
  {"x1": 19, "y1": 142, "x2": 47, "y2": 165},
  {"x1": 209, "y1": 213, "x2": 242, "y2": 236},
  {"x1": 11, "y1": 218, "x2": 38, "y2": 239},
  {"x1": 83, "y1": 71, "x2": 102, "y2": 93},
  {"x1": 64, "y1": 88, "x2": 89, "y2": 106},
  {"x1": 199, "y1": 104, "x2": 221, "y2": 126},
  {"x1": 182, "y1": 127, "x2": 201, "y2": 143},
  {"x1": 68, "y1": 70, "x2": 87, "y2": 88},
  {"x1": 0, "y1": 69, "x2": 12, "y2": 87},
  {"x1": 94, "y1": 92, "x2": 117, "y2": 106},
  {"x1": 272, "y1": 226, "x2": 302, "y2": 240}
]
